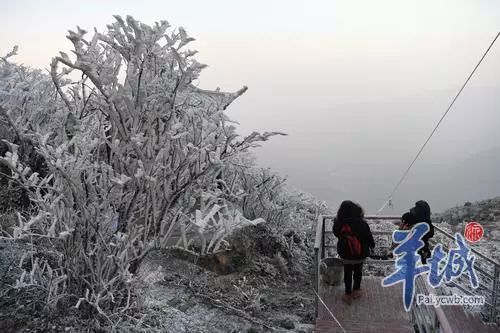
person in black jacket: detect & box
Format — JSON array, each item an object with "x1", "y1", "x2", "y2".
[
  {"x1": 389, "y1": 212, "x2": 417, "y2": 257},
  {"x1": 400, "y1": 212, "x2": 417, "y2": 230},
  {"x1": 410, "y1": 200, "x2": 434, "y2": 264},
  {"x1": 333, "y1": 200, "x2": 375, "y2": 305}
]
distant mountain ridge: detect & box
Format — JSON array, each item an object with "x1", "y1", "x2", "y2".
[
  {"x1": 435, "y1": 196, "x2": 500, "y2": 264},
  {"x1": 436, "y1": 196, "x2": 500, "y2": 226},
  {"x1": 430, "y1": 146, "x2": 500, "y2": 212},
  {"x1": 382, "y1": 145, "x2": 500, "y2": 214}
]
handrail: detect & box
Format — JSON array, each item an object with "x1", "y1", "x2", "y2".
[
  {"x1": 313, "y1": 214, "x2": 500, "y2": 327},
  {"x1": 413, "y1": 276, "x2": 440, "y2": 333},
  {"x1": 432, "y1": 223, "x2": 500, "y2": 323},
  {"x1": 322, "y1": 214, "x2": 401, "y2": 221},
  {"x1": 367, "y1": 215, "x2": 500, "y2": 322},
  {"x1": 419, "y1": 275, "x2": 453, "y2": 333},
  {"x1": 433, "y1": 224, "x2": 500, "y2": 268},
  {"x1": 446, "y1": 281, "x2": 497, "y2": 309},
  {"x1": 314, "y1": 215, "x2": 323, "y2": 250},
  {"x1": 326, "y1": 213, "x2": 500, "y2": 268},
  {"x1": 324, "y1": 230, "x2": 393, "y2": 235},
  {"x1": 320, "y1": 215, "x2": 500, "y2": 266}
]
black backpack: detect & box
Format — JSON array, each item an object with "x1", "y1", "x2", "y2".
[{"x1": 337, "y1": 224, "x2": 363, "y2": 260}]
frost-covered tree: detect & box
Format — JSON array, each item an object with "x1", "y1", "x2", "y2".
[
  {"x1": 0, "y1": 16, "x2": 284, "y2": 316},
  {"x1": 222, "y1": 153, "x2": 328, "y2": 233}
]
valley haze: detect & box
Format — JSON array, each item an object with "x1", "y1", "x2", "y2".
[{"x1": 3, "y1": 0, "x2": 500, "y2": 213}]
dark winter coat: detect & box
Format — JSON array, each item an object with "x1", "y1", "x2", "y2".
[
  {"x1": 410, "y1": 200, "x2": 434, "y2": 243},
  {"x1": 333, "y1": 217, "x2": 375, "y2": 259}
]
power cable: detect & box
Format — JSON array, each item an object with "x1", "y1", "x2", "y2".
[{"x1": 377, "y1": 32, "x2": 500, "y2": 213}]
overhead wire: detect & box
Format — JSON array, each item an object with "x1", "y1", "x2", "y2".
[{"x1": 377, "y1": 32, "x2": 500, "y2": 213}]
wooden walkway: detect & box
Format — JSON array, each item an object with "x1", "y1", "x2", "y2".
[
  {"x1": 438, "y1": 302, "x2": 500, "y2": 333},
  {"x1": 315, "y1": 276, "x2": 414, "y2": 333},
  {"x1": 315, "y1": 275, "x2": 500, "y2": 333},
  {"x1": 413, "y1": 275, "x2": 500, "y2": 333},
  {"x1": 314, "y1": 215, "x2": 500, "y2": 332}
]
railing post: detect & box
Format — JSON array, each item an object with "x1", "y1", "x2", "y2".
[
  {"x1": 321, "y1": 216, "x2": 326, "y2": 259},
  {"x1": 313, "y1": 215, "x2": 325, "y2": 319},
  {"x1": 434, "y1": 309, "x2": 439, "y2": 332},
  {"x1": 490, "y1": 264, "x2": 499, "y2": 322},
  {"x1": 314, "y1": 247, "x2": 319, "y2": 318}
]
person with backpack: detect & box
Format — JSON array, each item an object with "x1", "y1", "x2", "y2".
[
  {"x1": 333, "y1": 200, "x2": 375, "y2": 305},
  {"x1": 410, "y1": 200, "x2": 434, "y2": 264}
]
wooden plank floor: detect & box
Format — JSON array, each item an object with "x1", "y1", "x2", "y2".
[
  {"x1": 315, "y1": 276, "x2": 414, "y2": 333},
  {"x1": 439, "y1": 303, "x2": 500, "y2": 333}
]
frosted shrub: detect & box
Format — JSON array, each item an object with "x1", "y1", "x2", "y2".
[
  {"x1": 0, "y1": 15, "x2": 282, "y2": 317},
  {"x1": 222, "y1": 153, "x2": 328, "y2": 233}
]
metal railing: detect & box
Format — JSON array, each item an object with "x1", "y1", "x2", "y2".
[
  {"x1": 313, "y1": 214, "x2": 500, "y2": 329},
  {"x1": 313, "y1": 215, "x2": 398, "y2": 317},
  {"x1": 430, "y1": 224, "x2": 500, "y2": 324}
]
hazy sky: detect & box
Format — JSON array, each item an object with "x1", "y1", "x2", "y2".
[{"x1": 3, "y1": 0, "x2": 500, "y2": 213}]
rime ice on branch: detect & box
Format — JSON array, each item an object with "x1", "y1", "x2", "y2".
[{"x1": 0, "y1": 15, "x2": 285, "y2": 315}]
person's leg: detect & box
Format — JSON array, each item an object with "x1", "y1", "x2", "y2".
[
  {"x1": 343, "y1": 264, "x2": 354, "y2": 294},
  {"x1": 342, "y1": 264, "x2": 354, "y2": 305},
  {"x1": 424, "y1": 241, "x2": 432, "y2": 260},
  {"x1": 352, "y1": 263, "x2": 364, "y2": 299},
  {"x1": 353, "y1": 263, "x2": 363, "y2": 290},
  {"x1": 419, "y1": 243, "x2": 430, "y2": 264}
]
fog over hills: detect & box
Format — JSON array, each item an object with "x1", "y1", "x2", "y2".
[{"x1": 250, "y1": 86, "x2": 500, "y2": 214}]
